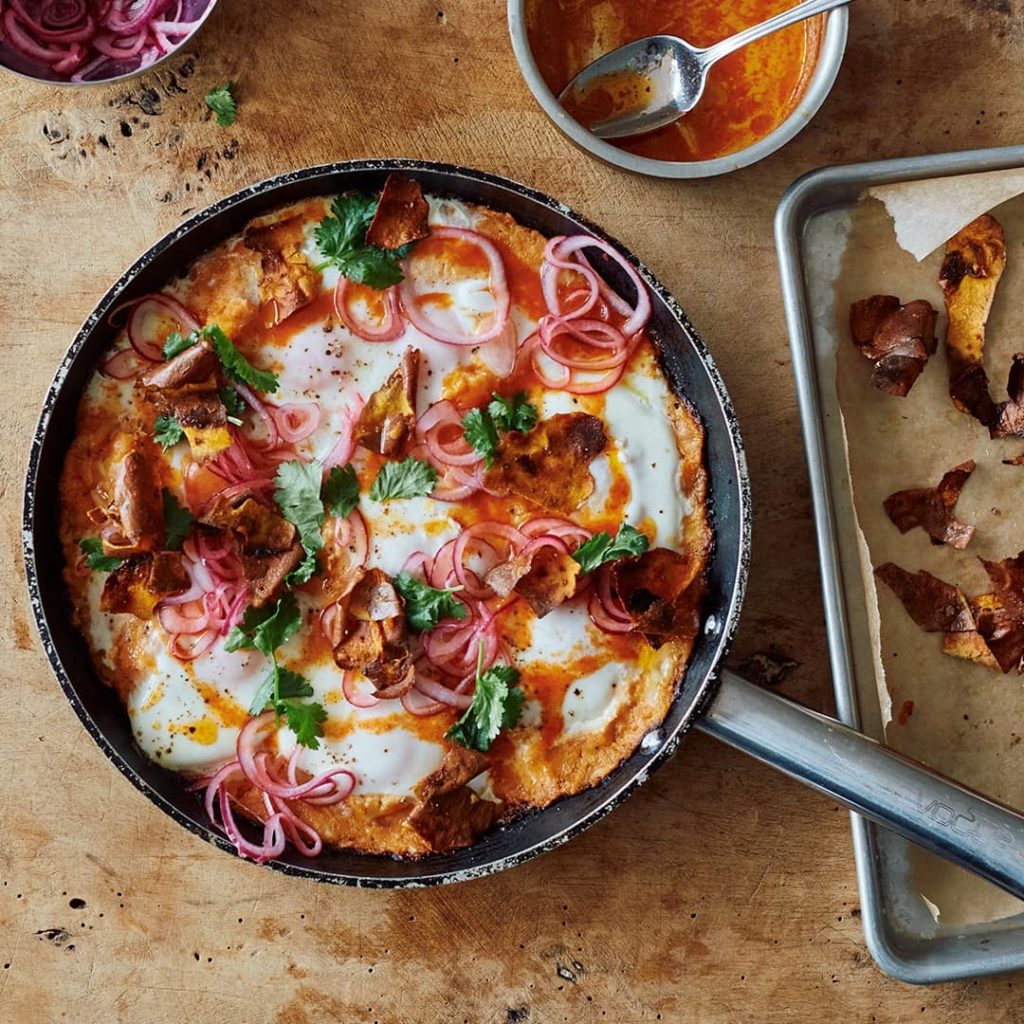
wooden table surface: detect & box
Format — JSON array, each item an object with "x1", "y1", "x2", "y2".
[{"x1": 2, "y1": 1, "x2": 1023, "y2": 1021}]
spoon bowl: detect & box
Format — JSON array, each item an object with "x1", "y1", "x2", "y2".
[{"x1": 558, "y1": 35, "x2": 708, "y2": 140}]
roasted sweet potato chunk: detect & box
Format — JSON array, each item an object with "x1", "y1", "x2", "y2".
[
  {"x1": 353, "y1": 347, "x2": 419, "y2": 456},
  {"x1": 883, "y1": 461, "x2": 976, "y2": 549},
  {"x1": 408, "y1": 747, "x2": 500, "y2": 853},
  {"x1": 365, "y1": 173, "x2": 430, "y2": 250},
  {"x1": 200, "y1": 492, "x2": 296, "y2": 551},
  {"x1": 991, "y1": 353, "x2": 1024, "y2": 439},
  {"x1": 875, "y1": 563, "x2": 975, "y2": 634},
  {"x1": 101, "y1": 552, "x2": 189, "y2": 619},
  {"x1": 877, "y1": 558, "x2": 1024, "y2": 675},
  {"x1": 940, "y1": 214, "x2": 1006, "y2": 426},
  {"x1": 416, "y1": 747, "x2": 489, "y2": 801},
  {"x1": 484, "y1": 413, "x2": 607, "y2": 514},
  {"x1": 485, "y1": 545, "x2": 580, "y2": 618},
  {"x1": 244, "y1": 216, "x2": 319, "y2": 327},
  {"x1": 331, "y1": 569, "x2": 414, "y2": 698},
  {"x1": 140, "y1": 344, "x2": 218, "y2": 390},
  {"x1": 199, "y1": 494, "x2": 297, "y2": 607},
  {"x1": 240, "y1": 543, "x2": 304, "y2": 608},
  {"x1": 139, "y1": 343, "x2": 231, "y2": 460},
  {"x1": 849, "y1": 295, "x2": 937, "y2": 397},
  {"x1": 611, "y1": 547, "x2": 703, "y2": 647},
  {"x1": 102, "y1": 441, "x2": 166, "y2": 556},
  {"x1": 408, "y1": 784, "x2": 503, "y2": 852}
]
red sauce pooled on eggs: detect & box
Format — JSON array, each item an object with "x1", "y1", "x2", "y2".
[{"x1": 526, "y1": 0, "x2": 824, "y2": 163}]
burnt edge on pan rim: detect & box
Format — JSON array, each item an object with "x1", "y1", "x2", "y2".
[{"x1": 23, "y1": 158, "x2": 751, "y2": 888}]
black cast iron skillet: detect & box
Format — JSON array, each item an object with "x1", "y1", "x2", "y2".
[{"x1": 23, "y1": 160, "x2": 1024, "y2": 894}]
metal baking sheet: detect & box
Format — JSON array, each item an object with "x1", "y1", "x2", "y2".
[{"x1": 775, "y1": 144, "x2": 1024, "y2": 984}]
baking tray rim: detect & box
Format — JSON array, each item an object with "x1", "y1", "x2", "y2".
[{"x1": 774, "y1": 144, "x2": 1024, "y2": 985}]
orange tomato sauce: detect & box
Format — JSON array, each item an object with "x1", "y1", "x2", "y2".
[{"x1": 526, "y1": 0, "x2": 823, "y2": 162}]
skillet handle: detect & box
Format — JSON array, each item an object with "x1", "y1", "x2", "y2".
[{"x1": 696, "y1": 670, "x2": 1024, "y2": 903}]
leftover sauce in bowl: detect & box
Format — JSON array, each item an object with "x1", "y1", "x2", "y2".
[{"x1": 526, "y1": 0, "x2": 824, "y2": 163}]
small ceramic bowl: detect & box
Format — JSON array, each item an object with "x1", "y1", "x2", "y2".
[
  {"x1": 507, "y1": 0, "x2": 848, "y2": 179},
  {"x1": 0, "y1": 0, "x2": 218, "y2": 87}
]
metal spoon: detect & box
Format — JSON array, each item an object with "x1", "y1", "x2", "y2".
[{"x1": 558, "y1": 0, "x2": 852, "y2": 139}]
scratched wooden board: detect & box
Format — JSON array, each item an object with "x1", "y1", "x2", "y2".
[{"x1": 1, "y1": 1, "x2": 1024, "y2": 1021}]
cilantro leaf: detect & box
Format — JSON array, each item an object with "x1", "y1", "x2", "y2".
[
  {"x1": 337, "y1": 247, "x2": 406, "y2": 290},
  {"x1": 488, "y1": 391, "x2": 537, "y2": 434},
  {"x1": 286, "y1": 549, "x2": 319, "y2": 587},
  {"x1": 247, "y1": 668, "x2": 277, "y2": 717},
  {"x1": 203, "y1": 324, "x2": 278, "y2": 394},
  {"x1": 205, "y1": 82, "x2": 237, "y2": 127},
  {"x1": 312, "y1": 192, "x2": 409, "y2": 289},
  {"x1": 162, "y1": 489, "x2": 193, "y2": 551},
  {"x1": 276, "y1": 667, "x2": 314, "y2": 700},
  {"x1": 247, "y1": 665, "x2": 324, "y2": 749},
  {"x1": 322, "y1": 464, "x2": 360, "y2": 519},
  {"x1": 163, "y1": 330, "x2": 196, "y2": 359},
  {"x1": 446, "y1": 652, "x2": 524, "y2": 753},
  {"x1": 248, "y1": 664, "x2": 315, "y2": 716},
  {"x1": 279, "y1": 698, "x2": 327, "y2": 749},
  {"x1": 314, "y1": 194, "x2": 378, "y2": 262},
  {"x1": 220, "y1": 385, "x2": 246, "y2": 422},
  {"x1": 461, "y1": 407, "x2": 500, "y2": 467},
  {"x1": 153, "y1": 414, "x2": 186, "y2": 450},
  {"x1": 230, "y1": 594, "x2": 324, "y2": 749},
  {"x1": 274, "y1": 460, "x2": 325, "y2": 553},
  {"x1": 392, "y1": 572, "x2": 468, "y2": 633},
  {"x1": 79, "y1": 537, "x2": 124, "y2": 573},
  {"x1": 368, "y1": 457, "x2": 437, "y2": 502},
  {"x1": 225, "y1": 592, "x2": 302, "y2": 657},
  {"x1": 572, "y1": 523, "x2": 650, "y2": 576},
  {"x1": 462, "y1": 393, "x2": 537, "y2": 467}
]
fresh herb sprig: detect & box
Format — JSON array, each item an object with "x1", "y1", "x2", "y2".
[
  {"x1": 204, "y1": 324, "x2": 278, "y2": 393},
  {"x1": 160, "y1": 324, "x2": 278, "y2": 394},
  {"x1": 273, "y1": 460, "x2": 326, "y2": 586},
  {"x1": 446, "y1": 642, "x2": 524, "y2": 753},
  {"x1": 312, "y1": 193, "x2": 411, "y2": 290},
  {"x1": 393, "y1": 572, "x2": 467, "y2": 633},
  {"x1": 163, "y1": 331, "x2": 194, "y2": 359},
  {"x1": 270, "y1": 461, "x2": 366, "y2": 586},
  {"x1": 220, "y1": 386, "x2": 246, "y2": 425},
  {"x1": 205, "y1": 82, "x2": 237, "y2": 127},
  {"x1": 153, "y1": 414, "x2": 185, "y2": 450},
  {"x1": 368, "y1": 457, "x2": 437, "y2": 502},
  {"x1": 227, "y1": 594, "x2": 327, "y2": 749},
  {"x1": 79, "y1": 538, "x2": 123, "y2": 573},
  {"x1": 462, "y1": 392, "x2": 537, "y2": 467},
  {"x1": 321, "y1": 464, "x2": 360, "y2": 519},
  {"x1": 572, "y1": 523, "x2": 649, "y2": 575},
  {"x1": 162, "y1": 490, "x2": 193, "y2": 551}
]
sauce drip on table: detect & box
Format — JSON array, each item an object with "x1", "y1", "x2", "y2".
[{"x1": 527, "y1": 0, "x2": 824, "y2": 163}]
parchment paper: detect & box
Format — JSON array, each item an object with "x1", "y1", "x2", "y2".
[{"x1": 825, "y1": 175, "x2": 1024, "y2": 927}]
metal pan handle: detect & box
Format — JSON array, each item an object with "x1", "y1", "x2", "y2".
[{"x1": 697, "y1": 670, "x2": 1024, "y2": 903}]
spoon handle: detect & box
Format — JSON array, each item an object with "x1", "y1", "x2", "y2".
[{"x1": 701, "y1": 0, "x2": 852, "y2": 68}]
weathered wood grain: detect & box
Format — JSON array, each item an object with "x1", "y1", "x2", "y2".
[{"x1": 1, "y1": 1, "x2": 1023, "y2": 1021}]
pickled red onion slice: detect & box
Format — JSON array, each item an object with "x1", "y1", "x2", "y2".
[
  {"x1": 124, "y1": 292, "x2": 202, "y2": 362},
  {"x1": 270, "y1": 402, "x2": 321, "y2": 444},
  {"x1": 541, "y1": 234, "x2": 651, "y2": 337},
  {"x1": 201, "y1": 713, "x2": 356, "y2": 863},
  {"x1": 398, "y1": 227, "x2": 511, "y2": 346},
  {"x1": 334, "y1": 278, "x2": 405, "y2": 342}
]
